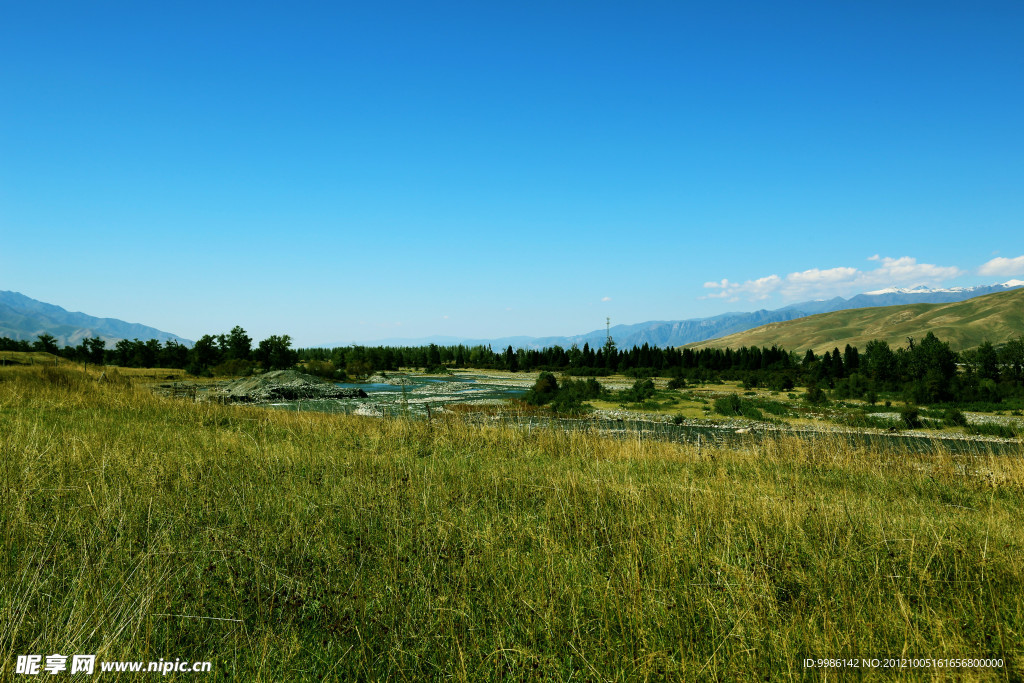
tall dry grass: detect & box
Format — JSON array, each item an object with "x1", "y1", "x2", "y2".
[{"x1": 1, "y1": 365, "x2": 1022, "y2": 680}]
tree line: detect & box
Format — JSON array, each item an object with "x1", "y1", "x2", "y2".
[
  {"x1": 298, "y1": 333, "x2": 1024, "y2": 404},
  {"x1": 0, "y1": 327, "x2": 297, "y2": 375},
  {"x1": 4, "y1": 328, "x2": 1024, "y2": 406}
]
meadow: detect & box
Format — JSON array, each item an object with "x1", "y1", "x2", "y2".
[{"x1": 1, "y1": 365, "x2": 1022, "y2": 680}]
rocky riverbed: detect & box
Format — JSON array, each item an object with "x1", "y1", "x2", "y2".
[{"x1": 214, "y1": 370, "x2": 368, "y2": 403}]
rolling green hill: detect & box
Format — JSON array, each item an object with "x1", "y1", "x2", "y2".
[{"x1": 688, "y1": 287, "x2": 1024, "y2": 353}]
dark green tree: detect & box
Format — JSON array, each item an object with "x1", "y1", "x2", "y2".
[
  {"x1": 256, "y1": 335, "x2": 298, "y2": 370},
  {"x1": 863, "y1": 340, "x2": 897, "y2": 385},
  {"x1": 904, "y1": 332, "x2": 958, "y2": 403},
  {"x1": 843, "y1": 344, "x2": 859, "y2": 372},
  {"x1": 113, "y1": 339, "x2": 140, "y2": 367},
  {"x1": 1000, "y1": 336, "x2": 1024, "y2": 383},
  {"x1": 427, "y1": 344, "x2": 442, "y2": 368},
  {"x1": 34, "y1": 334, "x2": 59, "y2": 355},
  {"x1": 189, "y1": 335, "x2": 222, "y2": 374},
  {"x1": 77, "y1": 337, "x2": 106, "y2": 365},
  {"x1": 225, "y1": 326, "x2": 253, "y2": 361},
  {"x1": 524, "y1": 372, "x2": 559, "y2": 405},
  {"x1": 160, "y1": 340, "x2": 189, "y2": 368},
  {"x1": 974, "y1": 340, "x2": 1000, "y2": 381},
  {"x1": 503, "y1": 345, "x2": 518, "y2": 372},
  {"x1": 830, "y1": 347, "x2": 845, "y2": 378}
]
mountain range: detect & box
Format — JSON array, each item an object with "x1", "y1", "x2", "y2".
[
  {"x1": 346, "y1": 281, "x2": 1024, "y2": 350},
  {"x1": 3, "y1": 280, "x2": 1022, "y2": 352},
  {"x1": 0, "y1": 291, "x2": 192, "y2": 347}
]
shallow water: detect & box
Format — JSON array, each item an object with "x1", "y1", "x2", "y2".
[{"x1": 262, "y1": 374, "x2": 1020, "y2": 457}]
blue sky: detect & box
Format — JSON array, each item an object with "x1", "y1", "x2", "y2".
[{"x1": 2, "y1": 1, "x2": 1022, "y2": 346}]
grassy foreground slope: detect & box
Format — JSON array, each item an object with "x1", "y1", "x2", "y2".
[
  {"x1": 689, "y1": 287, "x2": 1024, "y2": 354},
  {"x1": 1, "y1": 366, "x2": 1023, "y2": 680}
]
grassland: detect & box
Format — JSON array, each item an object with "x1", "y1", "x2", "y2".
[
  {"x1": 2, "y1": 365, "x2": 1023, "y2": 680},
  {"x1": 689, "y1": 287, "x2": 1024, "y2": 354}
]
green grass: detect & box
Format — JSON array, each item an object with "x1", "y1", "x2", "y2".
[
  {"x1": 966, "y1": 423, "x2": 1021, "y2": 439},
  {"x1": 1, "y1": 366, "x2": 1023, "y2": 680}
]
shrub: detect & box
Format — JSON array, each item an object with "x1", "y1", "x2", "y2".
[
  {"x1": 768, "y1": 375, "x2": 795, "y2": 392},
  {"x1": 550, "y1": 393, "x2": 587, "y2": 415},
  {"x1": 746, "y1": 397, "x2": 789, "y2": 416},
  {"x1": 525, "y1": 374, "x2": 604, "y2": 411},
  {"x1": 667, "y1": 376, "x2": 687, "y2": 390},
  {"x1": 714, "y1": 394, "x2": 742, "y2": 416},
  {"x1": 212, "y1": 358, "x2": 258, "y2": 377},
  {"x1": 942, "y1": 408, "x2": 968, "y2": 428},
  {"x1": 620, "y1": 379, "x2": 655, "y2": 404},
  {"x1": 560, "y1": 377, "x2": 605, "y2": 400},
  {"x1": 900, "y1": 407, "x2": 923, "y2": 429},
  {"x1": 524, "y1": 372, "x2": 559, "y2": 405},
  {"x1": 804, "y1": 385, "x2": 828, "y2": 405},
  {"x1": 966, "y1": 423, "x2": 1019, "y2": 439},
  {"x1": 741, "y1": 404, "x2": 764, "y2": 420},
  {"x1": 865, "y1": 416, "x2": 902, "y2": 430}
]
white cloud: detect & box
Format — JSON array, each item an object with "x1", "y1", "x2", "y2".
[
  {"x1": 703, "y1": 256, "x2": 963, "y2": 301},
  {"x1": 979, "y1": 255, "x2": 1024, "y2": 277},
  {"x1": 601, "y1": 296, "x2": 612, "y2": 302},
  {"x1": 703, "y1": 275, "x2": 783, "y2": 300}
]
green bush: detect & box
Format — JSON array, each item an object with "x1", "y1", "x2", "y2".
[
  {"x1": 740, "y1": 404, "x2": 764, "y2": 420},
  {"x1": 667, "y1": 376, "x2": 687, "y2": 390},
  {"x1": 745, "y1": 397, "x2": 789, "y2": 416},
  {"x1": 526, "y1": 374, "x2": 604, "y2": 412},
  {"x1": 942, "y1": 408, "x2": 968, "y2": 428},
  {"x1": 620, "y1": 379, "x2": 656, "y2": 403},
  {"x1": 866, "y1": 416, "x2": 902, "y2": 430},
  {"x1": 900, "y1": 407, "x2": 923, "y2": 429},
  {"x1": 804, "y1": 386, "x2": 828, "y2": 405},
  {"x1": 966, "y1": 423, "x2": 1019, "y2": 439},
  {"x1": 714, "y1": 394, "x2": 742, "y2": 416},
  {"x1": 524, "y1": 372, "x2": 559, "y2": 405}
]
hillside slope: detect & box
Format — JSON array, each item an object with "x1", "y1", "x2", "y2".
[
  {"x1": 688, "y1": 287, "x2": 1024, "y2": 353},
  {"x1": 0, "y1": 291, "x2": 192, "y2": 347}
]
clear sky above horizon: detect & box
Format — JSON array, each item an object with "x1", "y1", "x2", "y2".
[{"x1": 2, "y1": 1, "x2": 1023, "y2": 347}]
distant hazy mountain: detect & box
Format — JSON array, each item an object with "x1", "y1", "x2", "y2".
[
  {"x1": 342, "y1": 281, "x2": 1024, "y2": 350},
  {"x1": 782, "y1": 281, "x2": 1024, "y2": 314},
  {"x1": 0, "y1": 291, "x2": 192, "y2": 347}
]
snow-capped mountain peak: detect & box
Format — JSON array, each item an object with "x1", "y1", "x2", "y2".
[{"x1": 864, "y1": 281, "x2": 1023, "y2": 296}]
